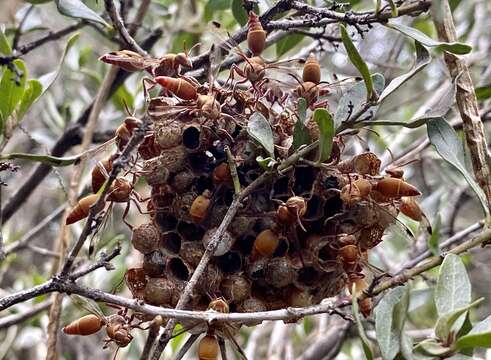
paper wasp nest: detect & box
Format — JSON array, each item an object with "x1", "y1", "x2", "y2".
[
  {"x1": 90, "y1": 13, "x2": 426, "y2": 329},
  {"x1": 121, "y1": 106, "x2": 423, "y2": 320}
]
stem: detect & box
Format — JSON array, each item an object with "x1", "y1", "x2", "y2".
[{"x1": 432, "y1": 0, "x2": 491, "y2": 217}]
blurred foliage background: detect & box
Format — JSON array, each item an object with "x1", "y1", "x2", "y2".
[{"x1": 0, "y1": 0, "x2": 491, "y2": 359}]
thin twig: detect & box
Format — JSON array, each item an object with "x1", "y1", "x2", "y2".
[
  {"x1": 0, "y1": 299, "x2": 53, "y2": 329},
  {"x1": 1, "y1": 227, "x2": 490, "y2": 323},
  {"x1": 398, "y1": 220, "x2": 484, "y2": 273},
  {"x1": 68, "y1": 246, "x2": 121, "y2": 280},
  {"x1": 104, "y1": 0, "x2": 148, "y2": 56},
  {"x1": 12, "y1": 5, "x2": 35, "y2": 50},
  {"x1": 2, "y1": 204, "x2": 65, "y2": 258},
  {"x1": 0, "y1": 22, "x2": 86, "y2": 65}
]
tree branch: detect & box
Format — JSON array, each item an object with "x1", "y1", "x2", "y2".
[
  {"x1": 0, "y1": 22, "x2": 86, "y2": 65},
  {"x1": 104, "y1": 0, "x2": 148, "y2": 56},
  {"x1": 432, "y1": 0, "x2": 491, "y2": 215}
]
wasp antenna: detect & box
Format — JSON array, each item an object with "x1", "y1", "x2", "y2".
[{"x1": 188, "y1": 41, "x2": 201, "y2": 55}]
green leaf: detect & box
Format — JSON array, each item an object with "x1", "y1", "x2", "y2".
[
  {"x1": 38, "y1": 33, "x2": 79, "y2": 95},
  {"x1": 427, "y1": 117, "x2": 489, "y2": 217},
  {"x1": 427, "y1": 214, "x2": 441, "y2": 256},
  {"x1": 379, "y1": 41, "x2": 430, "y2": 103},
  {"x1": 171, "y1": 31, "x2": 200, "y2": 54},
  {"x1": 276, "y1": 33, "x2": 304, "y2": 58},
  {"x1": 247, "y1": 112, "x2": 274, "y2": 157},
  {"x1": 435, "y1": 298, "x2": 484, "y2": 342},
  {"x1": 339, "y1": 23, "x2": 374, "y2": 101},
  {"x1": 375, "y1": 286, "x2": 409, "y2": 360},
  {"x1": 456, "y1": 314, "x2": 491, "y2": 350},
  {"x1": 231, "y1": 0, "x2": 258, "y2": 26},
  {"x1": 334, "y1": 73, "x2": 385, "y2": 129},
  {"x1": 435, "y1": 253, "x2": 471, "y2": 334},
  {"x1": 0, "y1": 152, "x2": 80, "y2": 166},
  {"x1": 313, "y1": 108, "x2": 334, "y2": 164},
  {"x1": 386, "y1": 22, "x2": 472, "y2": 54},
  {"x1": 414, "y1": 339, "x2": 452, "y2": 357},
  {"x1": 204, "y1": 0, "x2": 231, "y2": 21},
  {"x1": 231, "y1": 0, "x2": 248, "y2": 26},
  {"x1": 0, "y1": 59, "x2": 27, "y2": 130},
  {"x1": 292, "y1": 98, "x2": 312, "y2": 150},
  {"x1": 476, "y1": 84, "x2": 491, "y2": 101},
  {"x1": 111, "y1": 84, "x2": 134, "y2": 112},
  {"x1": 0, "y1": 24, "x2": 12, "y2": 55},
  {"x1": 352, "y1": 283, "x2": 374, "y2": 360},
  {"x1": 55, "y1": 0, "x2": 108, "y2": 27},
  {"x1": 362, "y1": 118, "x2": 430, "y2": 129},
  {"x1": 18, "y1": 79, "x2": 43, "y2": 119}
]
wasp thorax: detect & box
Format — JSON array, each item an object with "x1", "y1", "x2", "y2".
[
  {"x1": 276, "y1": 196, "x2": 307, "y2": 225},
  {"x1": 197, "y1": 95, "x2": 221, "y2": 120},
  {"x1": 202, "y1": 227, "x2": 234, "y2": 256},
  {"x1": 143, "y1": 277, "x2": 176, "y2": 306},
  {"x1": 338, "y1": 152, "x2": 381, "y2": 175},
  {"x1": 296, "y1": 82, "x2": 319, "y2": 105},
  {"x1": 340, "y1": 182, "x2": 362, "y2": 205},
  {"x1": 108, "y1": 178, "x2": 132, "y2": 202},
  {"x1": 132, "y1": 223, "x2": 160, "y2": 254}
]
